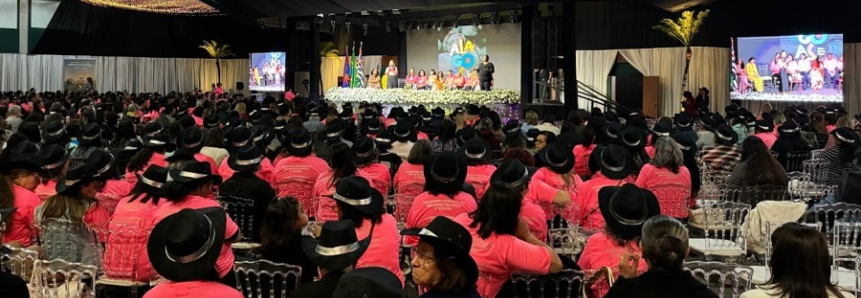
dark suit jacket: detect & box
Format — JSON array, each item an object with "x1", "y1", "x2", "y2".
[
  {"x1": 604, "y1": 270, "x2": 719, "y2": 298},
  {"x1": 289, "y1": 271, "x2": 344, "y2": 298}
]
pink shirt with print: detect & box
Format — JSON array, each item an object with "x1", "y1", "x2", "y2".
[
  {"x1": 354, "y1": 215, "x2": 405, "y2": 285},
  {"x1": 453, "y1": 213, "x2": 552, "y2": 298},
  {"x1": 407, "y1": 191, "x2": 477, "y2": 231},
  {"x1": 573, "y1": 144, "x2": 596, "y2": 178},
  {"x1": 312, "y1": 169, "x2": 375, "y2": 222},
  {"x1": 4, "y1": 185, "x2": 41, "y2": 246},
  {"x1": 635, "y1": 164, "x2": 692, "y2": 219},
  {"x1": 530, "y1": 168, "x2": 581, "y2": 222},
  {"x1": 392, "y1": 162, "x2": 426, "y2": 198},
  {"x1": 574, "y1": 175, "x2": 631, "y2": 231},
  {"x1": 465, "y1": 164, "x2": 497, "y2": 200},
  {"x1": 359, "y1": 163, "x2": 391, "y2": 197},
  {"x1": 107, "y1": 195, "x2": 164, "y2": 281},
  {"x1": 272, "y1": 155, "x2": 330, "y2": 213},
  {"x1": 143, "y1": 280, "x2": 242, "y2": 298},
  {"x1": 153, "y1": 195, "x2": 239, "y2": 279},
  {"x1": 219, "y1": 156, "x2": 273, "y2": 184}
]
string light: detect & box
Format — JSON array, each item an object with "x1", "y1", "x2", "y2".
[{"x1": 79, "y1": 0, "x2": 219, "y2": 15}]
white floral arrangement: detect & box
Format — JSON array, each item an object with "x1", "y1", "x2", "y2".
[
  {"x1": 730, "y1": 91, "x2": 843, "y2": 103},
  {"x1": 325, "y1": 87, "x2": 520, "y2": 105}
]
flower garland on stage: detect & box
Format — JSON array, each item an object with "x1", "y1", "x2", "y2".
[{"x1": 325, "y1": 87, "x2": 520, "y2": 105}]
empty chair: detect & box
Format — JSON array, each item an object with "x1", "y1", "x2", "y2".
[
  {"x1": 31, "y1": 259, "x2": 99, "y2": 298},
  {"x1": 217, "y1": 194, "x2": 256, "y2": 242},
  {"x1": 509, "y1": 269, "x2": 585, "y2": 298},
  {"x1": 39, "y1": 218, "x2": 102, "y2": 268},
  {"x1": 688, "y1": 202, "x2": 751, "y2": 260},
  {"x1": 96, "y1": 224, "x2": 150, "y2": 297},
  {"x1": 234, "y1": 260, "x2": 302, "y2": 298},
  {"x1": 684, "y1": 261, "x2": 753, "y2": 298}
]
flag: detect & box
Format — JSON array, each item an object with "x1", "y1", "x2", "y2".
[
  {"x1": 342, "y1": 45, "x2": 351, "y2": 88},
  {"x1": 350, "y1": 42, "x2": 359, "y2": 88},
  {"x1": 356, "y1": 42, "x2": 365, "y2": 88}
]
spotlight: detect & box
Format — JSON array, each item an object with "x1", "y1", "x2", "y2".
[
  {"x1": 398, "y1": 20, "x2": 405, "y2": 32},
  {"x1": 345, "y1": 20, "x2": 351, "y2": 33},
  {"x1": 509, "y1": 10, "x2": 517, "y2": 23},
  {"x1": 360, "y1": 11, "x2": 370, "y2": 16},
  {"x1": 363, "y1": 23, "x2": 368, "y2": 36},
  {"x1": 386, "y1": 20, "x2": 391, "y2": 32},
  {"x1": 392, "y1": 9, "x2": 401, "y2": 15}
]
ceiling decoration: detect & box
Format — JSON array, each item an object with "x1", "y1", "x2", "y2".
[{"x1": 78, "y1": 0, "x2": 220, "y2": 15}]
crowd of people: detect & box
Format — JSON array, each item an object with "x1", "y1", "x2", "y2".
[
  {"x1": 736, "y1": 51, "x2": 844, "y2": 93},
  {"x1": 0, "y1": 88, "x2": 859, "y2": 298}
]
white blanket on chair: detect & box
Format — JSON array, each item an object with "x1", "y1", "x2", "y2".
[{"x1": 742, "y1": 201, "x2": 808, "y2": 254}]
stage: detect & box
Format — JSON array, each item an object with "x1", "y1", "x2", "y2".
[{"x1": 324, "y1": 87, "x2": 519, "y2": 106}]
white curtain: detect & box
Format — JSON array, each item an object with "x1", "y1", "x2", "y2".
[
  {"x1": 844, "y1": 43, "x2": 861, "y2": 115},
  {"x1": 0, "y1": 53, "x2": 250, "y2": 94},
  {"x1": 575, "y1": 50, "x2": 619, "y2": 111},
  {"x1": 688, "y1": 47, "x2": 730, "y2": 114}
]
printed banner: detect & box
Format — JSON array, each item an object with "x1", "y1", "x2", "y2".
[{"x1": 63, "y1": 58, "x2": 96, "y2": 92}]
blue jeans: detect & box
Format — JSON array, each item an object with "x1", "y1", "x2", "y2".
[{"x1": 800, "y1": 71, "x2": 810, "y2": 90}]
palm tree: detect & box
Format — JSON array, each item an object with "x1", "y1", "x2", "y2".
[
  {"x1": 320, "y1": 41, "x2": 341, "y2": 58},
  {"x1": 653, "y1": 10, "x2": 709, "y2": 105},
  {"x1": 199, "y1": 40, "x2": 235, "y2": 84}
]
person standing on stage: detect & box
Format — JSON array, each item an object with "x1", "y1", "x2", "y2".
[
  {"x1": 386, "y1": 60, "x2": 399, "y2": 89},
  {"x1": 478, "y1": 55, "x2": 495, "y2": 91}
]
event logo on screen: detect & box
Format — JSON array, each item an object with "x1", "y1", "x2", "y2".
[
  {"x1": 437, "y1": 26, "x2": 487, "y2": 75},
  {"x1": 249, "y1": 52, "x2": 287, "y2": 92}
]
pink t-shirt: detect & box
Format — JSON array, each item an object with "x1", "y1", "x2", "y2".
[
  {"x1": 125, "y1": 153, "x2": 167, "y2": 184},
  {"x1": 573, "y1": 144, "x2": 596, "y2": 178},
  {"x1": 392, "y1": 162, "x2": 426, "y2": 198},
  {"x1": 194, "y1": 153, "x2": 219, "y2": 175},
  {"x1": 530, "y1": 168, "x2": 581, "y2": 221},
  {"x1": 153, "y1": 195, "x2": 239, "y2": 279},
  {"x1": 405, "y1": 74, "x2": 418, "y2": 85},
  {"x1": 191, "y1": 115, "x2": 203, "y2": 128},
  {"x1": 359, "y1": 163, "x2": 391, "y2": 197},
  {"x1": 466, "y1": 164, "x2": 497, "y2": 200},
  {"x1": 635, "y1": 164, "x2": 692, "y2": 219},
  {"x1": 143, "y1": 280, "x2": 242, "y2": 298},
  {"x1": 407, "y1": 192, "x2": 477, "y2": 231},
  {"x1": 417, "y1": 131, "x2": 429, "y2": 140},
  {"x1": 272, "y1": 155, "x2": 330, "y2": 214},
  {"x1": 384, "y1": 118, "x2": 397, "y2": 127},
  {"x1": 94, "y1": 179, "x2": 133, "y2": 217},
  {"x1": 755, "y1": 132, "x2": 778, "y2": 150},
  {"x1": 219, "y1": 156, "x2": 273, "y2": 184},
  {"x1": 575, "y1": 175, "x2": 630, "y2": 231},
  {"x1": 312, "y1": 169, "x2": 375, "y2": 222},
  {"x1": 520, "y1": 200, "x2": 549, "y2": 242},
  {"x1": 354, "y1": 215, "x2": 405, "y2": 285},
  {"x1": 34, "y1": 180, "x2": 57, "y2": 202},
  {"x1": 645, "y1": 146, "x2": 657, "y2": 159},
  {"x1": 107, "y1": 195, "x2": 163, "y2": 281},
  {"x1": 453, "y1": 213, "x2": 552, "y2": 298},
  {"x1": 4, "y1": 185, "x2": 41, "y2": 246},
  {"x1": 577, "y1": 232, "x2": 648, "y2": 292},
  {"x1": 417, "y1": 75, "x2": 428, "y2": 86}
]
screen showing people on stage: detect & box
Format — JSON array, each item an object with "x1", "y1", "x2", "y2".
[
  {"x1": 249, "y1": 52, "x2": 286, "y2": 92},
  {"x1": 732, "y1": 34, "x2": 843, "y2": 102}
]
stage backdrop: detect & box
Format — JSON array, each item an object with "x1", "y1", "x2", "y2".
[
  {"x1": 407, "y1": 23, "x2": 522, "y2": 92},
  {"x1": 63, "y1": 58, "x2": 95, "y2": 92}
]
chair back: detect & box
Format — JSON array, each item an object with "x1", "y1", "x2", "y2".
[
  {"x1": 391, "y1": 194, "x2": 414, "y2": 231},
  {"x1": 234, "y1": 259, "x2": 302, "y2": 298},
  {"x1": 1, "y1": 245, "x2": 39, "y2": 278},
  {"x1": 765, "y1": 221, "x2": 823, "y2": 269},
  {"x1": 785, "y1": 151, "x2": 812, "y2": 172},
  {"x1": 509, "y1": 269, "x2": 584, "y2": 298},
  {"x1": 102, "y1": 223, "x2": 148, "y2": 281},
  {"x1": 803, "y1": 159, "x2": 830, "y2": 185},
  {"x1": 217, "y1": 195, "x2": 257, "y2": 239},
  {"x1": 683, "y1": 261, "x2": 753, "y2": 298},
  {"x1": 649, "y1": 188, "x2": 692, "y2": 219},
  {"x1": 703, "y1": 201, "x2": 750, "y2": 257},
  {"x1": 546, "y1": 227, "x2": 586, "y2": 261},
  {"x1": 743, "y1": 185, "x2": 790, "y2": 207},
  {"x1": 274, "y1": 177, "x2": 316, "y2": 217},
  {"x1": 39, "y1": 218, "x2": 102, "y2": 268},
  {"x1": 31, "y1": 259, "x2": 98, "y2": 298},
  {"x1": 811, "y1": 149, "x2": 826, "y2": 160},
  {"x1": 833, "y1": 222, "x2": 861, "y2": 262}
]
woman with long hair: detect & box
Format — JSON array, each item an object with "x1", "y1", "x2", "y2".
[
  {"x1": 109, "y1": 119, "x2": 136, "y2": 148},
  {"x1": 154, "y1": 160, "x2": 239, "y2": 287},
  {"x1": 740, "y1": 223, "x2": 854, "y2": 298},
  {"x1": 805, "y1": 111, "x2": 829, "y2": 149},
  {"x1": 34, "y1": 144, "x2": 69, "y2": 201},
  {"x1": 367, "y1": 68, "x2": 382, "y2": 89},
  {"x1": 312, "y1": 142, "x2": 358, "y2": 222},
  {"x1": 532, "y1": 143, "x2": 583, "y2": 223},
  {"x1": 200, "y1": 124, "x2": 229, "y2": 166},
  {"x1": 124, "y1": 132, "x2": 168, "y2": 183},
  {"x1": 636, "y1": 137, "x2": 692, "y2": 221},
  {"x1": 0, "y1": 152, "x2": 45, "y2": 247},
  {"x1": 821, "y1": 128, "x2": 860, "y2": 188},
  {"x1": 453, "y1": 184, "x2": 563, "y2": 298},
  {"x1": 605, "y1": 216, "x2": 717, "y2": 298},
  {"x1": 393, "y1": 139, "x2": 432, "y2": 198},
  {"x1": 257, "y1": 197, "x2": 316, "y2": 284},
  {"x1": 433, "y1": 119, "x2": 459, "y2": 153},
  {"x1": 728, "y1": 136, "x2": 788, "y2": 188}
]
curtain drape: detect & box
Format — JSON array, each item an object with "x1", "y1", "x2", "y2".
[
  {"x1": 0, "y1": 54, "x2": 249, "y2": 94},
  {"x1": 575, "y1": 50, "x2": 619, "y2": 111},
  {"x1": 844, "y1": 43, "x2": 861, "y2": 115},
  {"x1": 321, "y1": 56, "x2": 386, "y2": 94}
]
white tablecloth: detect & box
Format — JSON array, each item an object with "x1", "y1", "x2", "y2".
[{"x1": 743, "y1": 265, "x2": 857, "y2": 291}]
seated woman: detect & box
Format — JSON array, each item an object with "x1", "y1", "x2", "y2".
[
  {"x1": 416, "y1": 69, "x2": 429, "y2": 90},
  {"x1": 402, "y1": 216, "x2": 480, "y2": 298},
  {"x1": 407, "y1": 152, "x2": 477, "y2": 241},
  {"x1": 821, "y1": 128, "x2": 860, "y2": 189},
  {"x1": 1, "y1": 149, "x2": 47, "y2": 247},
  {"x1": 330, "y1": 176, "x2": 404, "y2": 284},
  {"x1": 144, "y1": 208, "x2": 243, "y2": 298},
  {"x1": 34, "y1": 144, "x2": 68, "y2": 201},
  {"x1": 88, "y1": 148, "x2": 132, "y2": 218},
  {"x1": 728, "y1": 136, "x2": 788, "y2": 205},
  {"x1": 576, "y1": 145, "x2": 635, "y2": 231},
  {"x1": 579, "y1": 184, "x2": 657, "y2": 297},
  {"x1": 219, "y1": 146, "x2": 276, "y2": 242},
  {"x1": 532, "y1": 143, "x2": 582, "y2": 223},
  {"x1": 354, "y1": 136, "x2": 391, "y2": 198},
  {"x1": 464, "y1": 69, "x2": 481, "y2": 91},
  {"x1": 367, "y1": 68, "x2": 382, "y2": 89},
  {"x1": 393, "y1": 140, "x2": 432, "y2": 198},
  {"x1": 462, "y1": 137, "x2": 497, "y2": 200},
  {"x1": 453, "y1": 183, "x2": 563, "y2": 298},
  {"x1": 739, "y1": 223, "x2": 856, "y2": 298},
  {"x1": 635, "y1": 137, "x2": 692, "y2": 221},
  {"x1": 604, "y1": 216, "x2": 718, "y2": 298},
  {"x1": 257, "y1": 197, "x2": 317, "y2": 284}
]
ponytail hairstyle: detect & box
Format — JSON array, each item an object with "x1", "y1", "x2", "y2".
[
  {"x1": 127, "y1": 145, "x2": 165, "y2": 173},
  {"x1": 641, "y1": 215, "x2": 689, "y2": 272}
]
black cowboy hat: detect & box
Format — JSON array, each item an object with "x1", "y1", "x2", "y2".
[
  {"x1": 605, "y1": 122, "x2": 624, "y2": 141},
  {"x1": 148, "y1": 207, "x2": 226, "y2": 282},
  {"x1": 525, "y1": 128, "x2": 540, "y2": 145},
  {"x1": 204, "y1": 113, "x2": 221, "y2": 128},
  {"x1": 672, "y1": 133, "x2": 695, "y2": 151},
  {"x1": 713, "y1": 123, "x2": 739, "y2": 146},
  {"x1": 325, "y1": 119, "x2": 345, "y2": 142},
  {"x1": 332, "y1": 267, "x2": 403, "y2": 298},
  {"x1": 78, "y1": 123, "x2": 101, "y2": 147},
  {"x1": 251, "y1": 125, "x2": 276, "y2": 146},
  {"x1": 286, "y1": 128, "x2": 313, "y2": 156},
  {"x1": 755, "y1": 120, "x2": 773, "y2": 132},
  {"x1": 43, "y1": 120, "x2": 67, "y2": 144},
  {"x1": 228, "y1": 127, "x2": 254, "y2": 150},
  {"x1": 328, "y1": 176, "x2": 385, "y2": 216},
  {"x1": 361, "y1": 108, "x2": 377, "y2": 120},
  {"x1": 408, "y1": 115, "x2": 423, "y2": 128},
  {"x1": 460, "y1": 137, "x2": 491, "y2": 162},
  {"x1": 456, "y1": 127, "x2": 477, "y2": 146},
  {"x1": 431, "y1": 107, "x2": 445, "y2": 119},
  {"x1": 604, "y1": 111, "x2": 618, "y2": 123},
  {"x1": 778, "y1": 121, "x2": 800, "y2": 138},
  {"x1": 374, "y1": 130, "x2": 394, "y2": 149},
  {"x1": 0, "y1": 207, "x2": 17, "y2": 223},
  {"x1": 596, "y1": 144, "x2": 633, "y2": 180},
  {"x1": 503, "y1": 120, "x2": 521, "y2": 137},
  {"x1": 401, "y1": 216, "x2": 479, "y2": 284},
  {"x1": 143, "y1": 122, "x2": 164, "y2": 138},
  {"x1": 167, "y1": 160, "x2": 222, "y2": 185},
  {"x1": 425, "y1": 152, "x2": 468, "y2": 193},
  {"x1": 674, "y1": 113, "x2": 692, "y2": 128},
  {"x1": 143, "y1": 133, "x2": 169, "y2": 148},
  {"x1": 353, "y1": 137, "x2": 378, "y2": 165},
  {"x1": 136, "y1": 165, "x2": 168, "y2": 197},
  {"x1": 2, "y1": 148, "x2": 46, "y2": 176},
  {"x1": 40, "y1": 144, "x2": 69, "y2": 171},
  {"x1": 227, "y1": 145, "x2": 263, "y2": 173},
  {"x1": 339, "y1": 109, "x2": 353, "y2": 121},
  {"x1": 536, "y1": 142, "x2": 575, "y2": 175},
  {"x1": 599, "y1": 183, "x2": 660, "y2": 239},
  {"x1": 491, "y1": 159, "x2": 534, "y2": 190},
  {"x1": 18, "y1": 122, "x2": 41, "y2": 144},
  {"x1": 301, "y1": 219, "x2": 371, "y2": 272},
  {"x1": 56, "y1": 163, "x2": 99, "y2": 195},
  {"x1": 392, "y1": 121, "x2": 416, "y2": 143},
  {"x1": 180, "y1": 127, "x2": 205, "y2": 152},
  {"x1": 84, "y1": 148, "x2": 116, "y2": 177},
  {"x1": 364, "y1": 117, "x2": 383, "y2": 134},
  {"x1": 620, "y1": 127, "x2": 646, "y2": 148},
  {"x1": 166, "y1": 147, "x2": 197, "y2": 163},
  {"x1": 832, "y1": 127, "x2": 860, "y2": 148},
  {"x1": 651, "y1": 122, "x2": 672, "y2": 138}
]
